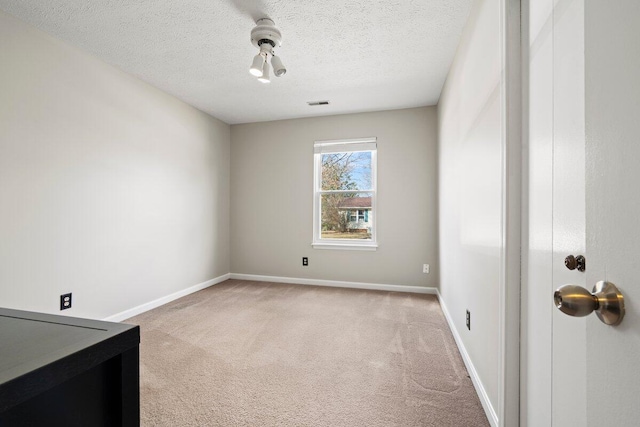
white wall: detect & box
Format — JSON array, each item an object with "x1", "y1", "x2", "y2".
[
  {"x1": 437, "y1": 0, "x2": 504, "y2": 422},
  {"x1": 230, "y1": 107, "x2": 438, "y2": 288},
  {"x1": 0, "y1": 10, "x2": 230, "y2": 320}
]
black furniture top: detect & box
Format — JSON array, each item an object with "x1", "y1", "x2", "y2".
[{"x1": 0, "y1": 307, "x2": 140, "y2": 426}]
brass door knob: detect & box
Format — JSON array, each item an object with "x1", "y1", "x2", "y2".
[{"x1": 554, "y1": 281, "x2": 625, "y2": 326}]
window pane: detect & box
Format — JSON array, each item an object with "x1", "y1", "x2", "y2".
[
  {"x1": 320, "y1": 192, "x2": 372, "y2": 240},
  {"x1": 321, "y1": 151, "x2": 372, "y2": 191}
]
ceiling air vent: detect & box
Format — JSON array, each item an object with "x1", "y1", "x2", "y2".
[{"x1": 307, "y1": 100, "x2": 330, "y2": 106}]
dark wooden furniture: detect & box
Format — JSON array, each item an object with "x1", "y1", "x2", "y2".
[{"x1": 0, "y1": 308, "x2": 140, "y2": 426}]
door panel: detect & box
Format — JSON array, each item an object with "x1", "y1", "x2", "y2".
[
  {"x1": 528, "y1": 1, "x2": 640, "y2": 425},
  {"x1": 551, "y1": 0, "x2": 587, "y2": 425},
  {"x1": 585, "y1": 1, "x2": 640, "y2": 425}
]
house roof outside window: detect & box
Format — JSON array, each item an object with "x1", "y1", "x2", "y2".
[{"x1": 337, "y1": 197, "x2": 372, "y2": 209}]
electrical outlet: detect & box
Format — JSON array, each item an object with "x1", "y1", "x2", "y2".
[
  {"x1": 423, "y1": 264, "x2": 430, "y2": 274},
  {"x1": 466, "y1": 310, "x2": 471, "y2": 330},
  {"x1": 60, "y1": 293, "x2": 72, "y2": 310},
  {"x1": 302, "y1": 257, "x2": 308, "y2": 266}
]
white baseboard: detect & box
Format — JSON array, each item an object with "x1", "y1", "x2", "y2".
[
  {"x1": 437, "y1": 291, "x2": 499, "y2": 427},
  {"x1": 229, "y1": 273, "x2": 438, "y2": 295},
  {"x1": 103, "y1": 273, "x2": 230, "y2": 322}
]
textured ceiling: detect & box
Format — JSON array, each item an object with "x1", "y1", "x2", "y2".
[{"x1": 0, "y1": 0, "x2": 471, "y2": 124}]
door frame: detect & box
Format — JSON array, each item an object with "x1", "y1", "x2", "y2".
[{"x1": 501, "y1": 0, "x2": 523, "y2": 426}]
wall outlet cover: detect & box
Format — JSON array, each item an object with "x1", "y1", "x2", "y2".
[{"x1": 60, "y1": 293, "x2": 72, "y2": 310}]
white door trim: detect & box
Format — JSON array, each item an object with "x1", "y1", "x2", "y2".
[{"x1": 500, "y1": 0, "x2": 523, "y2": 426}]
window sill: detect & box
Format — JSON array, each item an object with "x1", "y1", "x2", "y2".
[{"x1": 312, "y1": 242, "x2": 378, "y2": 251}]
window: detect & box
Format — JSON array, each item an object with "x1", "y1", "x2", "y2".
[
  {"x1": 313, "y1": 137, "x2": 377, "y2": 250},
  {"x1": 348, "y1": 210, "x2": 367, "y2": 222}
]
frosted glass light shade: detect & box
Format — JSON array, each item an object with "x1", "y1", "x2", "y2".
[
  {"x1": 249, "y1": 54, "x2": 264, "y2": 77},
  {"x1": 257, "y1": 61, "x2": 271, "y2": 83},
  {"x1": 271, "y1": 55, "x2": 286, "y2": 77}
]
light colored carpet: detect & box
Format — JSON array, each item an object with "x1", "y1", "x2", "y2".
[{"x1": 128, "y1": 280, "x2": 489, "y2": 426}]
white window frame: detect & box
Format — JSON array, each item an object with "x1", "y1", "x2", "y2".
[{"x1": 312, "y1": 137, "x2": 378, "y2": 251}]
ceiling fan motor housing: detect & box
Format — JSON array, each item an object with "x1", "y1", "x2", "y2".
[{"x1": 250, "y1": 18, "x2": 282, "y2": 48}]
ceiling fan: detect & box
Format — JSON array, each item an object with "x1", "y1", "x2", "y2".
[{"x1": 248, "y1": 18, "x2": 286, "y2": 83}]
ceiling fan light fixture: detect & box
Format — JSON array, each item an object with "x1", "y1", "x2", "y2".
[
  {"x1": 249, "y1": 54, "x2": 265, "y2": 77},
  {"x1": 249, "y1": 18, "x2": 286, "y2": 82}
]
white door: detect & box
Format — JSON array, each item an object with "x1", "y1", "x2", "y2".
[
  {"x1": 526, "y1": 0, "x2": 640, "y2": 425},
  {"x1": 582, "y1": 1, "x2": 640, "y2": 424}
]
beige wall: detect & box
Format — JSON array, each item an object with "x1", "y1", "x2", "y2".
[
  {"x1": 230, "y1": 107, "x2": 438, "y2": 288},
  {"x1": 0, "y1": 10, "x2": 230, "y2": 319}
]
